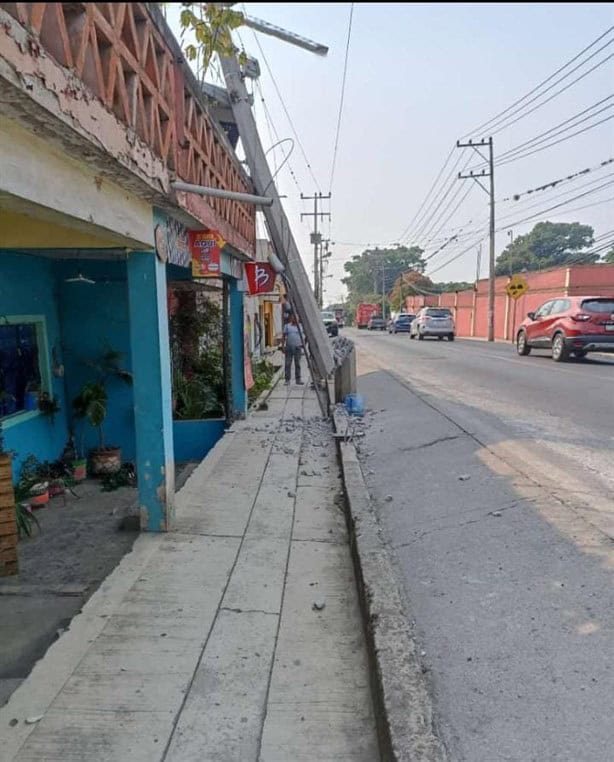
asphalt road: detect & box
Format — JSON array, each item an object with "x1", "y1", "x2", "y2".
[{"x1": 347, "y1": 328, "x2": 614, "y2": 762}]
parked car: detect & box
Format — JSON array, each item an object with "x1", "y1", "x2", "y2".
[
  {"x1": 367, "y1": 316, "x2": 387, "y2": 331},
  {"x1": 516, "y1": 296, "x2": 614, "y2": 362},
  {"x1": 388, "y1": 314, "x2": 415, "y2": 333},
  {"x1": 410, "y1": 307, "x2": 455, "y2": 341},
  {"x1": 321, "y1": 311, "x2": 339, "y2": 337}
]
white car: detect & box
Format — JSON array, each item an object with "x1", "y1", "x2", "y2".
[{"x1": 410, "y1": 307, "x2": 455, "y2": 341}]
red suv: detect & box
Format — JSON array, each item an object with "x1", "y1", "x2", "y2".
[{"x1": 517, "y1": 296, "x2": 614, "y2": 361}]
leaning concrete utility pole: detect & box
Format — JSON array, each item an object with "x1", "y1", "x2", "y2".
[
  {"x1": 457, "y1": 137, "x2": 495, "y2": 341},
  {"x1": 219, "y1": 53, "x2": 334, "y2": 400}
]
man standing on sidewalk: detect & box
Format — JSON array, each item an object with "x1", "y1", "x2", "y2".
[{"x1": 283, "y1": 313, "x2": 304, "y2": 386}]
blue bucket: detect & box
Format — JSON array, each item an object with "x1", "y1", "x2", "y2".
[{"x1": 345, "y1": 393, "x2": 365, "y2": 417}]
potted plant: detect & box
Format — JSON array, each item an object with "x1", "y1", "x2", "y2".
[
  {"x1": 73, "y1": 343, "x2": 132, "y2": 476},
  {"x1": 62, "y1": 434, "x2": 86, "y2": 483},
  {"x1": 0, "y1": 419, "x2": 18, "y2": 576},
  {"x1": 29, "y1": 480, "x2": 50, "y2": 507}
]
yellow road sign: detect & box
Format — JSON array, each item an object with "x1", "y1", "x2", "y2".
[{"x1": 506, "y1": 275, "x2": 529, "y2": 300}]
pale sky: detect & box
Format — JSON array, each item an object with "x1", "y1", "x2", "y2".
[{"x1": 167, "y1": 3, "x2": 614, "y2": 303}]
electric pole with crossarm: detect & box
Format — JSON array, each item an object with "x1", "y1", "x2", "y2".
[
  {"x1": 457, "y1": 137, "x2": 495, "y2": 341},
  {"x1": 300, "y1": 192, "x2": 331, "y2": 307}
]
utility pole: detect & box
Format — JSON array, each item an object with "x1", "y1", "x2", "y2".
[
  {"x1": 320, "y1": 239, "x2": 332, "y2": 308},
  {"x1": 381, "y1": 259, "x2": 386, "y2": 320},
  {"x1": 476, "y1": 243, "x2": 482, "y2": 284},
  {"x1": 507, "y1": 230, "x2": 514, "y2": 276},
  {"x1": 457, "y1": 137, "x2": 495, "y2": 341},
  {"x1": 301, "y1": 193, "x2": 331, "y2": 306}
]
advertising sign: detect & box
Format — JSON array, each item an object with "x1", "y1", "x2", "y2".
[
  {"x1": 190, "y1": 230, "x2": 224, "y2": 277},
  {"x1": 245, "y1": 262, "x2": 277, "y2": 295}
]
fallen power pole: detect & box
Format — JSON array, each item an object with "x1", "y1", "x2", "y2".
[
  {"x1": 457, "y1": 137, "x2": 495, "y2": 341},
  {"x1": 219, "y1": 54, "x2": 335, "y2": 412}
]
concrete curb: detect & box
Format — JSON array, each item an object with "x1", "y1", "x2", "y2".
[{"x1": 333, "y1": 413, "x2": 447, "y2": 762}]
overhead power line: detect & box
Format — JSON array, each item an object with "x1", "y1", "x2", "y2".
[
  {"x1": 421, "y1": 183, "x2": 475, "y2": 249},
  {"x1": 461, "y1": 25, "x2": 614, "y2": 137},
  {"x1": 498, "y1": 113, "x2": 614, "y2": 167},
  {"x1": 249, "y1": 27, "x2": 323, "y2": 192},
  {"x1": 487, "y1": 47, "x2": 614, "y2": 137},
  {"x1": 254, "y1": 79, "x2": 304, "y2": 195},
  {"x1": 405, "y1": 149, "x2": 472, "y2": 244},
  {"x1": 501, "y1": 156, "x2": 614, "y2": 202},
  {"x1": 496, "y1": 94, "x2": 614, "y2": 162},
  {"x1": 329, "y1": 3, "x2": 354, "y2": 193},
  {"x1": 395, "y1": 144, "x2": 456, "y2": 243},
  {"x1": 497, "y1": 170, "x2": 614, "y2": 223},
  {"x1": 496, "y1": 178, "x2": 614, "y2": 231},
  {"x1": 427, "y1": 231, "x2": 489, "y2": 276}
]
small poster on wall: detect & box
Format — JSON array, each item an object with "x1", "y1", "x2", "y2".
[{"x1": 190, "y1": 230, "x2": 225, "y2": 277}]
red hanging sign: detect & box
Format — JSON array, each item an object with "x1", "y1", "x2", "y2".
[
  {"x1": 190, "y1": 230, "x2": 224, "y2": 277},
  {"x1": 245, "y1": 262, "x2": 277, "y2": 295}
]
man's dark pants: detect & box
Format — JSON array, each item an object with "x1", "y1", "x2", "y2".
[{"x1": 284, "y1": 346, "x2": 302, "y2": 382}]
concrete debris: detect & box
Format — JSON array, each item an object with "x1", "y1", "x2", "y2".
[
  {"x1": 458, "y1": 474, "x2": 471, "y2": 481},
  {"x1": 331, "y1": 335, "x2": 355, "y2": 366},
  {"x1": 287, "y1": 491, "x2": 296, "y2": 498},
  {"x1": 491, "y1": 511, "x2": 502, "y2": 517},
  {"x1": 25, "y1": 715, "x2": 44, "y2": 725},
  {"x1": 312, "y1": 600, "x2": 326, "y2": 611},
  {"x1": 385, "y1": 495, "x2": 393, "y2": 502}
]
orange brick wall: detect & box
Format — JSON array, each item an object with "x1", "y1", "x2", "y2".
[{"x1": 403, "y1": 265, "x2": 614, "y2": 340}]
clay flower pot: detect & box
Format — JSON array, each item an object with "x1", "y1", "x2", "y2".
[{"x1": 90, "y1": 447, "x2": 121, "y2": 476}]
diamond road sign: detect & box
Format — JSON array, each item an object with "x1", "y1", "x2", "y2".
[{"x1": 506, "y1": 275, "x2": 529, "y2": 300}]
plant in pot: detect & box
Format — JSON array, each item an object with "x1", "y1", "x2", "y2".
[
  {"x1": 61, "y1": 433, "x2": 86, "y2": 483},
  {"x1": 18, "y1": 455, "x2": 49, "y2": 507},
  {"x1": 73, "y1": 343, "x2": 132, "y2": 476}
]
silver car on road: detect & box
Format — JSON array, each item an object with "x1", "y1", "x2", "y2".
[{"x1": 410, "y1": 306, "x2": 455, "y2": 341}]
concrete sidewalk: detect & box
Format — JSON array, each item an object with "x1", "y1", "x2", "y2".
[{"x1": 0, "y1": 382, "x2": 378, "y2": 761}]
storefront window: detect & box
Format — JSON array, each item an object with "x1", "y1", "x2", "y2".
[{"x1": 0, "y1": 320, "x2": 45, "y2": 419}]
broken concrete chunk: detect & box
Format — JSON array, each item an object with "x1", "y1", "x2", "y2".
[{"x1": 312, "y1": 599, "x2": 326, "y2": 611}]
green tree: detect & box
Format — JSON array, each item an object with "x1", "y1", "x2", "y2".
[
  {"x1": 433, "y1": 281, "x2": 474, "y2": 293},
  {"x1": 495, "y1": 221, "x2": 595, "y2": 275},
  {"x1": 174, "y1": 3, "x2": 246, "y2": 82},
  {"x1": 342, "y1": 245, "x2": 425, "y2": 302},
  {"x1": 389, "y1": 271, "x2": 436, "y2": 311},
  {"x1": 603, "y1": 246, "x2": 614, "y2": 263}
]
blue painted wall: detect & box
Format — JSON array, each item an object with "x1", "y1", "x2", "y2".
[
  {"x1": 0, "y1": 254, "x2": 68, "y2": 477},
  {"x1": 56, "y1": 259, "x2": 136, "y2": 462},
  {"x1": 229, "y1": 280, "x2": 247, "y2": 417},
  {"x1": 173, "y1": 418, "x2": 226, "y2": 462}
]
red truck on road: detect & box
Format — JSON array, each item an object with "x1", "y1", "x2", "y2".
[{"x1": 356, "y1": 303, "x2": 380, "y2": 329}]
